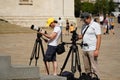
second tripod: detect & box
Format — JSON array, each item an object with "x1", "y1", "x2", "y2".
[
  {"x1": 60, "y1": 28, "x2": 82, "y2": 76},
  {"x1": 60, "y1": 41, "x2": 82, "y2": 76}
]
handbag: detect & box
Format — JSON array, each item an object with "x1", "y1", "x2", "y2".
[{"x1": 56, "y1": 42, "x2": 65, "y2": 55}]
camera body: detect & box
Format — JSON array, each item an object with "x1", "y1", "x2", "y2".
[{"x1": 71, "y1": 28, "x2": 79, "y2": 42}]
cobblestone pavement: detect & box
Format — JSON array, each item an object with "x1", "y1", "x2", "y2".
[{"x1": 0, "y1": 23, "x2": 120, "y2": 80}]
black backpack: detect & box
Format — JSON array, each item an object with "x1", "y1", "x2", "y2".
[{"x1": 60, "y1": 71, "x2": 75, "y2": 80}]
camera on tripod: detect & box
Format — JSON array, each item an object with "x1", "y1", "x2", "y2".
[
  {"x1": 29, "y1": 25, "x2": 49, "y2": 74},
  {"x1": 30, "y1": 25, "x2": 47, "y2": 37},
  {"x1": 71, "y1": 28, "x2": 79, "y2": 42}
]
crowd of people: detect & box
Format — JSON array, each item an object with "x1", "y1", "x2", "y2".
[
  {"x1": 99, "y1": 13, "x2": 120, "y2": 35},
  {"x1": 57, "y1": 13, "x2": 120, "y2": 36},
  {"x1": 57, "y1": 17, "x2": 76, "y2": 35}
]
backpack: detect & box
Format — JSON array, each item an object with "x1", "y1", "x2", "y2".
[
  {"x1": 79, "y1": 72, "x2": 100, "y2": 80},
  {"x1": 60, "y1": 71, "x2": 75, "y2": 80}
]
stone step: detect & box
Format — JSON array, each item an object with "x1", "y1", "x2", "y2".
[
  {"x1": 9, "y1": 65, "x2": 40, "y2": 80},
  {"x1": 0, "y1": 55, "x2": 40, "y2": 80},
  {"x1": 0, "y1": 55, "x2": 66, "y2": 80},
  {"x1": 0, "y1": 55, "x2": 11, "y2": 78}
]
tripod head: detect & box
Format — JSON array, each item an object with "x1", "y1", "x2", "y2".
[
  {"x1": 37, "y1": 33, "x2": 42, "y2": 39},
  {"x1": 71, "y1": 28, "x2": 79, "y2": 43}
]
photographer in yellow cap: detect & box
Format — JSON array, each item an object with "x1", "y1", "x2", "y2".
[
  {"x1": 46, "y1": 18, "x2": 54, "y2": 27},
  {"x1": 39, "y1": 18, "x2": 61, "y2": 75}
]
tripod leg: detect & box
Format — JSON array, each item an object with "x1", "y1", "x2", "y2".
[
  {"x1": 71, "y1": 49, "x2": 76, "y2": 73},
  {"x1": 40, "y1": 39, "x2": 49, "y2": 75},
  {"x1": 35, "y1": 41, "x2": 40, "y2": 66},
  {"x1": 75, "y1": 46, "x2": 82, "y2": 76},
  {"x1": 29, "y1": 40, "x2": 37, "y2": 65},
  {"x1": 60, "y1": 46, "x2": 72, "y2": 75},
  {"x1": 61, "y1": 27, "x2": 63, "y2": 42}
]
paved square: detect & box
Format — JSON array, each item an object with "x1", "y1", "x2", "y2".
[{"x1": 0, "y1": 22, "x2": 120, "y2": 80}]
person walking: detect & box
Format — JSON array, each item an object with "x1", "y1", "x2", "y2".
[
  {"x1": 69, "y1": 24, "x2": 75, "y2": 33},
  {"x1": 109, "y1": 15, "x2": 115, "y2": 35},
  {"x1": 66, "y1": 19, "x2": 70, "y2": 35},
  {"x1": 58, "y1": 17, "x2": 63, "y2": 42},
  {"x1": 117, "y1": 14, "x2": 120, "y2": 24},
  {"x1": 39, "y1": 18, "x2": 61, "y2": 75},
  {"x1": 99, "y1": 14, "x2": 104, "y2": 26},
  {"x1": 78, "y1": 12, "x2": 101, "y2": 78},
  {"x1": 58, "y1": 17, "x2": 63, "y2": 30},
  {"x1": 103, "y1": 15, "x2": 109, "y2": 35}
]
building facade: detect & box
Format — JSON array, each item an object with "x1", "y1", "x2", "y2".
[{"x1": 0, "y1": 0, "x2": 75, "y2": 27}]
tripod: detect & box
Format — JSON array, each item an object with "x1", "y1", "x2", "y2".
[
  {"x1": 60, "y1": 40, "x2": 82, "y2": 76},
  {"x1": 29, "y1": 33, "x2": 49, "y2": 75}
]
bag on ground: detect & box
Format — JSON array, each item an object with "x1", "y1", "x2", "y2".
[{"x1": 60, "y1": 71, "x2": 74, "y2": 80}]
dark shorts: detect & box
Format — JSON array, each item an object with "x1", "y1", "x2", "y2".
[
  {"x1": 100, "y1": 21, "x2": 103, "y2": 25},
  {"x1": 66, "y1": 26, "x2": 69, "y2": 31},
  {"x1": 109, "y1": 25, "x2": 114, "y2": 30},
  {"x1": 44, "y1": 45, "x2": 57, "y2": 62}
]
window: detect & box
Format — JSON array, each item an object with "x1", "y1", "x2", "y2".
[{"x1": 19, "y1": 0, "x2": 33, "y2": 5}]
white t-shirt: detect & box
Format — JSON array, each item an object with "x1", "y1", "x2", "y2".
[
  {"x1": 81, "y1": 20, "x2": 101, "y2": 51},
  {"x1": 48, "y1": 25, "x2": 61, "y2": 46},
  {"x1": 58, "y1": 19, "x2": 63, "y2": 27},
  {"x1": 99, "y1": 15, "x2": 104, "y2": 22}
]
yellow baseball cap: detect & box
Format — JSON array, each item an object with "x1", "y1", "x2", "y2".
[{"x1": 46, "y1": 18, "x2": 55, "y2": 27}]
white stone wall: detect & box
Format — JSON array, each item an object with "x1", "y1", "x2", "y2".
[
  {"x1": 0, "y1": 0, "x2": 75, "y2": 27},
  {"x1": 64, "y1": 0, "x2": 74, "y2": 17}
]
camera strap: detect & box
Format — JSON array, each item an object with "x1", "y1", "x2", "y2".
[
  {"x1": 82, "y1": 25, "x2": 89, "y2": 37},
  {"x1": 80, "y1": 25, "x2": 89, "y2": 48}
]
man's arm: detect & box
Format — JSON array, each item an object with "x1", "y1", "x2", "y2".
[
  {"x1": 40, "y1": 32, "x2": 57, "y2": 40},
  {"x1": 96, "y1": 34, "x2": 101, "y2": 50},
  {"x1": 94, "y1": 34, "x2": 101, "y2": 57}
]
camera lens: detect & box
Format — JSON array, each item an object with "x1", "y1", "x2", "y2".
[
  {"x1": 30, "y1": 25, "x2": 40, "y2": 32},
  {"x1": 31, "y1": 25, "x2": 34, "y2": 29}
]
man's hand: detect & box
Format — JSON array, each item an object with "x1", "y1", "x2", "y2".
[
  {"x1": 78, "y1": 35, "x2": 83, "y2": 39},
  {"x1": 39, "y1": 29, "x2": 45, "y2": 35},
  {"x1": 94, "y1": 34, "x2": 101, "y2": 57},
  {"x1": 43, "y1": 38, "x2": 48, "y2": 43},
  {"x1": 94, "y1": 50, "x2": 99, "y2": 57}
]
